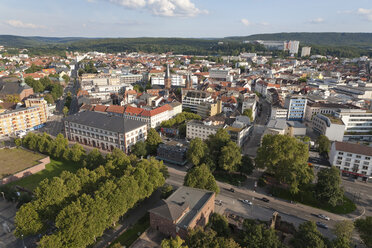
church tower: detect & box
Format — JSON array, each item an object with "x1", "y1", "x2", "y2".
[{"x1": 164, "y1": 64, "x2": 171, "y2": 89}]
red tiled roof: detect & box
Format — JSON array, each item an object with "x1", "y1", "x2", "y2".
[
  {"x1": 141, "y1": 104, "x2": 172, "y2": 117},
  {"x1": 106, "y1": 105, "x2": 125, "y2": 114},
  {"x1": 93, "y1": 105, "x2": 108, "y2": 112},
  {"x1": 124, "y1": 105, "x2": 143, "y2": 116}
]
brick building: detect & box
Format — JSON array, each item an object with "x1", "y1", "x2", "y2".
[{"x1": 149, "y1": 186, "x2": 215, "y2": 239}]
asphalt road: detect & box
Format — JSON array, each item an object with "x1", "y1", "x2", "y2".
[{"x1": 166, "y1": 165, "x2": 342, "y2": 239}]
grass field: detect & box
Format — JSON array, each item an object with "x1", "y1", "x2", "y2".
[
  {"x1": 0, "y1": 148, "x2": 45, "y2": 179},
  {"x1": 8, "y1": 159, "x2": 80, "y2": 191},
  {"x1": 109, "y1": 214, "x2": 150, "y2": 248}
]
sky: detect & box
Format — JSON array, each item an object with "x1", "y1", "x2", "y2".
[{"x1": 0, "y1": 0, "x2": 371, "y2": 38}]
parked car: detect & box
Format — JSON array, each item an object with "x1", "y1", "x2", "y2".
[
  {"x1": 318, "y1": 214, "x2": 330, "y2": 221},
  {"x1": 242, "y1": 199, "x2": 253, "y2": 205},
  {"x1": 261, "y1": 197, "x2": 270, "y2": 202},
  {"x1": 316, "y1": 222, "x2": 328, "y2": 229}
]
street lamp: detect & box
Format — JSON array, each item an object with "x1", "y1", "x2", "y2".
[{"x1": 21, "y1": 234, "x2": 27, "y2": 248}]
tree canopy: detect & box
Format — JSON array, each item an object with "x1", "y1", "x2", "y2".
[
  {"x1": 316, "y1": 135, "x2": 330, "y2": 157},
  {"x1": 355, "y1": 216, "x2": 372, "y2": 248},
  {"x1": 184, "y1": 163, "x2": 219, "y2": 193},
  {"x1": 291, "y1": 221, "x2": 328, "y2": 248},
  {"x1": 255, "y1": 134, "x2": 314, "y2": 193},
  {"x1": 187, "y1": 138, "x2": 208, "y2": 166},
  {"x1": 315, "y1": 167, "x2": 344, "y2": 207},
  {"x1": 146, "y1": 128, "x2": 162, "y2": 155}
]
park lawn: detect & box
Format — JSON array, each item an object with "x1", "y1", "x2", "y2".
[
  {"x1": 109, "y1": 214, "x2": 150, "y2": 248},
  {"x1": 0, "y1": 148, "x2": 45, "y2": 179},
  {"x1": 270, "y1": 185, "x2": 356, "y2": 215},
  {"x1": 8, "y1": 159, "x2": 80, "y2": 191},
  {"x1": 213, "y1": 171, "x2": 247, "y2": 186}
]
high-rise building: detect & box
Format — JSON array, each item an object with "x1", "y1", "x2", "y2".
[
  {"x1": 285, "y1": 41, "x2": 300, "y2": 54},
  {"x1": 301, "y1": 47, "x2": 311, "y2": 57},
  {"x1": 284, "y1": 95, "x2": 307, "y2": 121}
]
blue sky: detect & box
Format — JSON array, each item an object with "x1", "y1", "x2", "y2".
[{"x1": 0, "y1": 0, "x2": 371, "y2": 37}]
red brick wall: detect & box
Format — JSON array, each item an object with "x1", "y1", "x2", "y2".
[
  {"x1": 0, "y1": 156, "x2": 50, "y2": 185},
  {"x1": 19, "y1": 88, "x2": 34, "y2": 101},
  {"x1": 188, "y1": 193, "x2": 215, "y2": 229},
  {"x1": 150, "y1": 212, "x2": 177, "y2": 237}
]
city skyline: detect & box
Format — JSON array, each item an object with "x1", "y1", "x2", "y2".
[{"x1": 0, "y1": 0, "x2": 371, "y2": 37}]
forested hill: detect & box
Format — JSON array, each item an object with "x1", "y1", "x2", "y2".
[
  {"x1": 1, "y1": 33, "x2": 372, "y2": 57},
  {"x1": 226, "y1": 32, "x2": 372, "y2": 47}
]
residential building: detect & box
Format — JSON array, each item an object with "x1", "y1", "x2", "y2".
[
  {"x1": 64, "y1": 111, "x2": 147, "y2": 153},
  {"x1": 226, "y1": 119, "x2": 252, "y2": 147},
  {"x1": 285, "y1": 95, "x2": 307, "y2": 121},
  {"x1": 312, "y1": 114, "x2": 345, "y2": 141},
  {"x1": 264, "y1": 119, "x2": 306, "y2": 137},
  {"x1": 335, "y1": 109, "x2": 372, "y2": 141},
  {"x1": 186, "y1": 120, "x2": 223, "y2": 140},
  {"x1": 209, "y1": 68, "x2": 231, "y2": 80},
  {"x1": 301, "y1": 47, "x2": 311, "y2": 57},
  {"x1": 124, "y1": 104, "x2": 179, "y2": 128},
  {"x1": 0, "y1": 98, "x2": 48, "y2": 136},
  {"x1": 270, "y1": 107, "x2": 288, "y2": 119},
  {"x1": 156, "y1": 142, "x2": 188, "y2": 166},
  {"x1": 329, "y1": 141, "x2": 372, "y2": 179},
  {"x1": 149, "y1": 186, "x2": 215, "y2": 239},
  {"x1": 182, "y1": 90, "x2": 213, "y2": 113},
  {"x1": 196, "y1": 100, "x2": 222, "y2": 119},
  {"x1": 285, "y1": 40, "x2": 300, "y2": 54}
]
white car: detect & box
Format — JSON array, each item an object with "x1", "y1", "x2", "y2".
[
  {"x1": 318, "y1": 214, "x2": 330, "y2": 221},
  {"x1": 242, "y1": 199, "x2": 253, "y2": 206}
]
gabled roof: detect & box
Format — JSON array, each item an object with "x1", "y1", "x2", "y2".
[
  {"x1": 106, "y1": 105, "x2": 125, "y2": 114},
  {"x1": 92, "y1": 105, "x2": 108, "y2": 112},
  {"x1": 124, "y1": 105, "x2": 143, "y2": 116}
]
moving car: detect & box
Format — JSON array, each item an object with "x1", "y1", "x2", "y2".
[
  {"x1": 242, "y1": 199, "x2": 253, "y2": 205},
  {"x1": 261, "y1": 197, "x2": 270, "y2": 202},
  {"x1": 318, "y1": 214, "x2": 330, "y2": 221},
  {"x1": 316, "y1": 222, "x2": 328, "y2": 229},
  {"x1": 227, "y1": 188, "x2": 235, "y2": 193}
]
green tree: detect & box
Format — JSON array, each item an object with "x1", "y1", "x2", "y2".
[
  {"x1": 146, "y1": 128, "x2": 162, "y2": 155},
  {"x1": 241, "y1": 219, "x2": 285, "y2": 248},
  {"x1": 187, "y1": 138, "x2": 208, "y2": 166},
  {"x1": 239, "y1": 155, "x2": 254, "y2": 175},
  {"x1": 44, "y1": 93, "x2": 54, "y2": 104},
  {"x1": 62, "y1": 74, "x2": 70, "y2": 84},
  {"x1": 332, "y1": 220, "x2": 354, "y2": 248},
  {"x1": 315, "y1": 167, "x2": 344, "y2": 207},
  {"x1": 219, "y1": 141, "x2": 242, "y2": 172},
  {"x1": 206, "y1": 128, "x2": 231, "y2": 168},
  {"x1": 63, "y1": 106, "x2": 69, "y2": 117},
  {"x1": 14, "y1": 203, "x2": 44, "y2": 237},
  {"x1": 15, "y1": 138, "x2": 22, "y2": 147},
  {"x1": 83, "y1": 148, "x2": 105, "y2": 169},
  {"x1": 131, "y1": 140, "x2": 147, "y2": 158},
  {"x1": 255, "y1": 134, "x2": 314, "y2": 194},
  {"x1": 355, "y1": 216, "x2": 372, "y2": 247},
  {"x1": 184, "y1": 163, "x2": 219, "y2": 193},
  {"x1": 208, "y1": 213, "x2": 230, "y2": 237},
  {"x1": 161, "y1": 236, "x2": 188, "y2": 248},
  {"x1": 291, "y1": 221, "x2": 328, "y2": 248},
  {"x1": 316, "y1": 135, "x2": 330, "y2": 157},
  {"x1": 243, "y1": 108, "x2": 253, "y2": 122},
  {"x1": 69, "y1": 143, "x2": 85, "y2": 162}
]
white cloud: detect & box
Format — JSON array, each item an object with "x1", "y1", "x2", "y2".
[
  {"x1": 240, "y1": 18, "x2": 251, "y2": 26},
  {"x1": 309, "y1": 17, "x2": 324, "y2": 24},
  {"x1": 5, "y1": 20, "x2": 46, "y2": 29},
  {"x1": 241, "y1": 19, "x2": 269, "y2": 27},
  {"x1": 106, "y1": 0, "x2": 207, "y2": 17},
  {"x1": 357, "y1": 8, "x2": 372, "y2": 21}
]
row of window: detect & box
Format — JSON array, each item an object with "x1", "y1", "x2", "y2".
[{"x1": 338, "y1": 152, "x2": 371, "y2": 160}]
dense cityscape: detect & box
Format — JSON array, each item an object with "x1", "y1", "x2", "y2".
[{"x1": 1, "y1": 1, "x2": 372, "y2": 248}]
